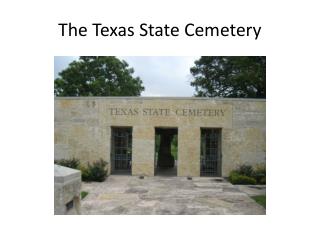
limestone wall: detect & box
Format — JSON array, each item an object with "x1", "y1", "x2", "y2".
[{"x1": 54, "y1": 97, "x2": 266, "y2": 177}]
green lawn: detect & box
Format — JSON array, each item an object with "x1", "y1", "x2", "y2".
[
  {"x1": 251, "y1": 195, "x2": 266, "y2": 208},
  {"x1": 81, "y1": 191, "x2": 88, "y2": 200}
]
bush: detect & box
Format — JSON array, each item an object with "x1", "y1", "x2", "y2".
[
  {"x1": 237, "y1": 164, "x2": 254, "y2": 177},
  {"x1": 253, "y1": 164, "x2": 266, "y2": 184},
  {"x1": 81, "y1": 159, "x2": 108, "y2": 182},
  {"x1": 55, "y1": 158, "x2": 108, "y2": 182},
  {"x1": 229, "y1": 164, "x2": 266, "y2": 185},
  {"x1": 79, "y1": 164, "x2": 90, "y2": 181},
  {"x1": 259, "y1": 177, "x2": 266, "y2": 185},
  {"x1": 54, "y1": 158, "x2": 80, "y2": 169},
  {"x1": 229, "y1": 171, "x2": 257, "y2": 185}
]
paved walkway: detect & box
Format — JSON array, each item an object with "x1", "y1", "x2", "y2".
[
  {"x1": 237, "y1": 185, "x2": 266, "y2": 196},
  {"x1": 81, "y1": 176, "x2": 265, "y2": 215}
]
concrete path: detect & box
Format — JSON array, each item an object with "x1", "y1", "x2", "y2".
[
  {"x1": 81, "y1": 176, "x2": 266, "y2": 215},
  {"x1": 236, "y1": 185, "x2": 266, "y2": 196}
]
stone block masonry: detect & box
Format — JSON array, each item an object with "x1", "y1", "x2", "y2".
[
  {"x1": 54, "y1": 97, "x2": 265, "y2": 177},
  {"x1": 54, "y1": 165, "x2": 81, "y2": 214}
]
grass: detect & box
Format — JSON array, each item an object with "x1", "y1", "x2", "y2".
[
  {"x1": 81, "y1": 191, "x2": 88, "y2": 200},
  {"x1": 251, "y1": 195, "x2": 266, "y2": 208}
]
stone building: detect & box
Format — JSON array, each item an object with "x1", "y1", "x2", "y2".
[{"x1": 54, "y1": 97, "x2": 266, "y2": 177}]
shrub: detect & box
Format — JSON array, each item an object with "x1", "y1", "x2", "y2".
[
  {"x1": 253, "y1": 164, "x2": 266, "y2": 184},
  {"x1": 229, "y1": 171, "x2": 257, "y2": 185},
  {"x1": 81, "y1": 159, "x2": 108, "y2": 182},
  {"x1": 229, "y1": 164, "x2": 266, "y2": 185},
  {"x1": 55, "y1": 158, "x2": 108, "y2": 182},
  {"x1": 79, "y1": 164, "x2": 91, "y2": 181},
  {"x1": 259, "y1": 177, "x2": 266, "y2": 185},
  {"x1": 54, "y1": 158, "x2": 80, "y2": 169},
  {"x1": 237, "y1": 164, "x2": 254, "y2": 177}
]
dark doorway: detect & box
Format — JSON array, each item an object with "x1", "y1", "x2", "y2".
[
  {"x1": 200, "y1": 128, "x2": 222, "y2": 177},
  {"x1": 155, "y1": 128, "x2": 178, "y2": 176},
  {"x1": 111, "y1": 127, "x2": 132, "y2": 175}
]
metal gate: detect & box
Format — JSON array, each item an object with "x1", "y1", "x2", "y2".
[
  {"x1": 200, "y1": 128, "x2": 221, "y2": 176},
  {"x1": 111, "y1": 127, "x2": 132, "y2": 174}
]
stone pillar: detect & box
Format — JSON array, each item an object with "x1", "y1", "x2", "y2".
[
  {"x1": 221, "y1": 128, "x2": 232, "y2": 177},
  {"x1": 177, "y1": 127, "x2": 200, "y2": 177},
  {"x1": 54, "y1": 165, "x2": 81, "y2": 215},
  {"x1": 132, "y1": 126, "x2": 155, "y2": 176}
]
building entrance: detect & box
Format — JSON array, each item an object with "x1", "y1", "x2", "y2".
[
  {"x1": 200, "y1": 128, "x2": 222, "y2": 176},
  {"x1": 111, "y1": 127, "x2": 132, "y2": 175},
  {"x1": 154, "y1": 128, "x2": 178, "y2": 176}
]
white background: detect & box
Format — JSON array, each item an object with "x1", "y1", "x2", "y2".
[{"x1": 1, "y1": 0, "x2": 320, "y2": 239}]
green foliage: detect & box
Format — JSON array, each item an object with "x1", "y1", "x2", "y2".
[
  {"x1": 190, "y1": 56, "x2": 266, "y2": 98},
  {"x1": 81, "y1": 191, "x2": 88, "y2": 200},
  {"x1": 55, "y1": 158, "x2": 108, "y2": 182},
  {"x1": 259, "y1": 177, "x2": 266, "y2": 185},
  {"x1": 54, "y1": 158, "x2": 80, "y2": 169},
  {"x1": 238, "y1": 164, "x2": 254, "y2": 177},
  {"x1": 229, "y1": 164, "x2": 266, "y2": 185},
  {"x1": 155, "y1": 133, "x2": 178, "y2": 161},
  {"x1": 81, "y1": 159, "x2": 108, "y2": 182},
  {"x1": 155, "y1": 134, "x2": 160, "y2": 153},
  {"x1": 79, "y1": 164, "x2": 91, "y2": 181},
  {"x1": 251, "y1": 195, "x2": 266, "y2": 208},
  {"x1": 55, "y1": 56, "x2": 145, "y2": 96},
  {"x1": 229, "y1": 171, "x2": 257, "y2": 185},
  {"x1": 171, "y1": 135, "x2": 178, "y2": 160},
  {"x1": 253, "y1": 164, "x2": 266, "y2": 184}
]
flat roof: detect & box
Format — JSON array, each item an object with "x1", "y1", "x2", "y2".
[{"x1": 54, "y1": 96, "x2": 266, "y2": 102}]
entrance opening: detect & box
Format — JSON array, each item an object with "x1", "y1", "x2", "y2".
[
  {"x1": 155, "y1": 127, "x2": 178, "y2": 176},
  {"x1": 200, "y1": 128, "x2": 222, "y2": 177},
  {"x1": 111, "y1": 127, "x2": 132, "y2": 175}
]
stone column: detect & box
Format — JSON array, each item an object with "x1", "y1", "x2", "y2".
[
  {"x1": 177, "y1": 127, "x2": 200, "y2": 177},
  {"x1": 54, "y1": 165, "x2": 81, "y2": 215},
  {"x1": 132, "y1": 126, "x2": 155, "y2": 176}
]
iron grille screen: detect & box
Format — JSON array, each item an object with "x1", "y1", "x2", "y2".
[
  {"x1": 111, "y1": 127, "x2": 132, "y2": 173},
  {"x1": 200, "y1": 128, "x2": 221, "y2": 176}
]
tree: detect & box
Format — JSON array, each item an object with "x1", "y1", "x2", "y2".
[
  {"x1": 190, "y1": 56, "x2": 266, "y2": 98},
  {"x1": 54, "y1": 56, "x2": 145, "y2": 96}
]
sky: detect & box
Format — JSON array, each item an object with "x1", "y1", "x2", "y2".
[{"x1": 54, "y1": 56, "x2": 199, "y2": 96}]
